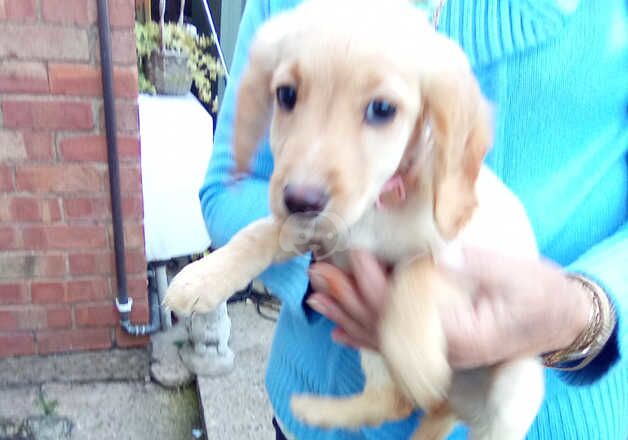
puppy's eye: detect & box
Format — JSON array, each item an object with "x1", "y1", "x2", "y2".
[
  {"x1": 365, "y1": 100, "x2": 396, "y2": 124},
  {"x1": 276, "y1": 85, "x2": 297, "y2": 111}
]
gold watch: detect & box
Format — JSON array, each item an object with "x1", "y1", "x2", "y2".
[{"x1": 542, "y1": 274, "x2": 617, "y2": 371}]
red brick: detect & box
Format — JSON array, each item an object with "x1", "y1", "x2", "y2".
[
  {"x1": 23, "y1": 225, "x2": 107, "y2": 250},
  {"x1": 0, "y1": 253, "x2": 63, "y2": 279},
  {"x1": 0, "y1": 310, "x2": 17, "y2": 330},
  {"x1": 0, "y1": 130, "x2": 26, "y2": 162},
  {"x1": 49, "y1": 64, "x2": 138, "y2": 98},
  {"x1": 42, "y1": 0, "x2": 135, "y2": 28},
  {"x1": 107, "y1": 0, "x2": 136, "y2": 28},
  {"x1": 107, "y1": 220, "x2": 144, "y2": 251},
  {"x1": 8, "y1": 197, "x2": 63, "y2": 223},
  {"x1": 60, "y1": 135, "x2": 140, "y2": 162},
  {"x1": 21, "y1": 308, "x2": 49, "y2": 330},
  {"x1": 22, "y1": 132, "x2": 54, "y2": 161},
  {"x1": 118, "y1": 165, "x2": 142, "y2": 194},
  {"x1": 0, "y1": 196, "x2": 7, "y2": 221},
  {"x1": 15, "y1": 164, "x2": 103, "y2": 193},
  {"x1": 0, "y1": 253, "x2": 66, "y2": 279},
  {"x1": 41, "y1": 0, "x2": 89, "y2": 24},
  {"x1": 2, "y1": 100, "x2": 94, "y2": 130},
  {"x1": 1, "y1": 0, "x2": 37, "y2": 22},
  {"x1": 42, "y1": 198, "x2": 62, "y2": 223},
  {"x1": 31, "y1": 282, "x2": 65, "y2": 304},
  {"x1": 0, "y1": 226, "x2": 17, "y2": 249},
  {"x1": 37, "y1": 328, "x2": 111, "y2": 354},
  {"x1": 125, "y1": 249, "x2": 146, "y2": 274},
  {"x1": 127, "y1": 275, "x2": 147, "y2": 300},
  {"x1": 0, "y1": 166, "x2": 12, "y2": 191},
  {"x1": 111, "y1": 30, "x2": 137, "y2": 65},
  {"x1": 123, "y1": 195, "x2": 143, "y2": 219},
  {"x1": 0, "y1": 61, "x2": 48, "y2": 93},
  {"x1": 9, "y1": 197, "x2": 41, "y2": 222},
  {"x1": 64, "y1": 197, "x2": 108, "y2": 220},
  {"x1": 0, "y1": 332, "x2": 35, "y2": 357},
  {"x1": 130, "y1": 300, "x2": 149, "y2": 322},
  {"x1": 0, "y1": 165, "x2": 13, "y2": 191},
  {"x1": 113, "y1": 297, "x2": 150, "y2": 348},
  {"x1": 1, "y1": 308, "x2": 46, "y2": 331},
  {"x1": 69, "y1": 252, "x2": 112, "y2": 276},
  {"x1": 115, "y1": 327, "x2": 149, "y2": 348},
  {"x1": 67, "y1": 278, "x2": 110, "y2": 302},
  {"x1": 123, "y1": 221, "x2": 144, "y2": 250},
  {"x1": 76, "y1": 302, "x2": 117, "y2": 327},
  {"x1": 98, "y1": 100, "x2": 138, "y2": 133},
  {"x1": 46, "y1": 307, "x2": 72, "y2": 329},
  {"x1": 0, "y1": 284, "x2": 28, "y2": 305},
  {"x1": 0, "y1": 25, "x2": 89, "y2": 61}
]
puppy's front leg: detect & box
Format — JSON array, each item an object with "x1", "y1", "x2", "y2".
[
  {"x1": 164, "y1": 217, "x2": 291, "y2": 315},
  {"x1": 379, "y1": 257, "x2": 456, "y2": 410}
]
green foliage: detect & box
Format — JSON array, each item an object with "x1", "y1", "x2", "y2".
[
  {"x1": 36, "y1": 388, "x2": 59, "y2": 417},
  {"x1": 135, "y1": 20, "x2": 223, "y2": 109}
]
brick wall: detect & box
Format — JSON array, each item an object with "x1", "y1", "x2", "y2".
[{"x1": 0, "y1": 0, "x2": 149, "y2": 357}]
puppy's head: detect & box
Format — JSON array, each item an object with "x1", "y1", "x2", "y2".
[{"x1": 234, "y1": 0, "x2": 491, "y2": 239}]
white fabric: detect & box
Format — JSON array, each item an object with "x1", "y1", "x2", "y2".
[{"x1": 139, "y1": 93, "x2": 213, "y2": 262}]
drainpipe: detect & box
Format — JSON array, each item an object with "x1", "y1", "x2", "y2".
[{"x1": 97, "y1": 0, "x2": 160, "y2": 336}]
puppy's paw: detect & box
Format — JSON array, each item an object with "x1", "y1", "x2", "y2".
[
  {"x1": 163, "y1": 254, "x2": 242, "y2": 315},
  {"x1": 291, "y1": 395, "x2": 339, "y2": 428}
]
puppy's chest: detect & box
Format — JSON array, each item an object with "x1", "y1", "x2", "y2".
[{"x1": 324, "y1": 202, "x2": 442, "y2": 269}]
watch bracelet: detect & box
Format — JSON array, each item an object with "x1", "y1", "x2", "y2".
[{"x1": 542, "y1": 274, "x2": 616, "y2": 371}]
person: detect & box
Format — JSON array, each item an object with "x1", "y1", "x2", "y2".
[{"x1": 199, "y1": 0, "x2": 627, "y2": 438}]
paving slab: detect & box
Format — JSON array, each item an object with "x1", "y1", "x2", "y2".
[
  {"x1": 197, "y1": 301, "x2": 277, "y2": 440},
  {"x1": 0, "y1": 382, "x2": 201, "y2": 440},
  {"x1": 0, "y1": 347, "x2": 201, "y2": 440},
  {"x1": 0, "y1": 349, "x2": 149, "y2": 387}
]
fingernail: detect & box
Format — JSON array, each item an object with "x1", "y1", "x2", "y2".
[
  {"x1": 309, "y1": 269, "x2": 328, "y2": 292},
  {"x1": 306, "y1": 297, "x2": 326, "y2": 314}
]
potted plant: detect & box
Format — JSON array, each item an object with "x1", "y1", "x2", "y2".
[{"x1": 135, "y1": 0, "x2": 223, "y2": 111}]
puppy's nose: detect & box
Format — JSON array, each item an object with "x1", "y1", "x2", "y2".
[{"x1": 283, "y1": 185, "x2": 329, "y2": 215}]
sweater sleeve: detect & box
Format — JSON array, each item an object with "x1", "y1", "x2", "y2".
[
  {"x1": 199, "y1": 0, "x2": 311, "y2": 320},
  {"x1": 561, "y1": 221, "x2": 627, "y2": 384}
]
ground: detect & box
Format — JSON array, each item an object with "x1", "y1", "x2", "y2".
[
  {"x1": 0, "y1": 302, "x2": 277, "y2": 440},
  {"x1": 197, "y1": 301, "x2": 276, "y2": 439}
]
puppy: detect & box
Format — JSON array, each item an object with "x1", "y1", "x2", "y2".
[{"x1": 164, "y1": 0, "x2": 544, "y2": 438}]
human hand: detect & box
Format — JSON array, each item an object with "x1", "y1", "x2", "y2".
[{"x1": 306, "y1": 248, "x2": 592, "y2": 369}]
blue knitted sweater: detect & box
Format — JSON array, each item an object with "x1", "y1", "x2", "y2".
[{"x1": 199, "y1": 0, "x2": 628, "y2": 438}]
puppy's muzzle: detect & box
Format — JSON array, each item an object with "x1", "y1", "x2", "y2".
[{"x1": 283, "y1": 184, "x2": 329, "y2": 216}]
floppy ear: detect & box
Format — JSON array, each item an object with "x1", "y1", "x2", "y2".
[
  {"x1": 420, "y1": 46, "x2": 492, "y2": 240},
  {"x1": 233, "y1": 14, "x2": 294, "y2": 173}
]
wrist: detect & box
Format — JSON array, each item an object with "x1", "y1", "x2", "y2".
[
  {"x1": 543, "y1": 274, "x2": 617, "y2": 370},
  {"x1": 560, "y1": 276, "x2": 594, "y2": 350}
]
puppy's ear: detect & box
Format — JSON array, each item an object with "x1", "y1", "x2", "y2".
[
  {"x1": 420, "y1": 41, "x2": 492, "y2": 239},
  {"x1": 233, "y1": 14, "x2": 293, "y2": 173}
]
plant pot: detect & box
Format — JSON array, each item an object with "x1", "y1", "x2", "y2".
[{"x1": 147, "y1": 49, "x2": 193, "y2": 96}]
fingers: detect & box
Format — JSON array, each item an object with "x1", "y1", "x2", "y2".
[
  {"x1": 309, "y1": 261, "x2": 374, "y2": 328},
  {"x1": 307, "y1": 250, "x2": 391, "y2": 351},
  {"x1": 306, "y1": 292, "x2": 377, "y2": 349},
  {"x1": 331, "y1": 327, "x2": 377, "y2": 350}
]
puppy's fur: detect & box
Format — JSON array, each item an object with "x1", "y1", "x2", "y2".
[{"x1": 164, "y1": 0, "x2": 544, "y2": 438}]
